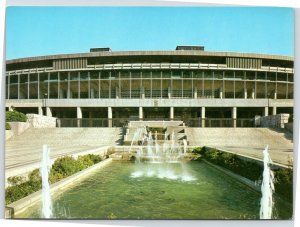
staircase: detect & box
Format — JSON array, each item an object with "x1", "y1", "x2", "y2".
[{"x1": 124, "y1": 121, "x2": 188, "y2": 145}]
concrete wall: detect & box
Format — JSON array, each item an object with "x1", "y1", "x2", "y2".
[
  {"x1": 8, "y1": 122, "x2": 30, "y2": 136},
  {"x1": 26, "y1": 114, "x2": 56, "y2": 128},
  {"x1": 258, "y1": 114, "x2": 290, "y2": 128},
  {"x1": 5, "y1": 130, "x2": 14, "y2": 140},
  {"x1": 6, "y1": 114, "x2": 57, "y2": 140},
  {"x1": 285, "y1": 123, "x2": 293, "y2": 133}
]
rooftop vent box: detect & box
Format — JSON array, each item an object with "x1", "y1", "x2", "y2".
[
  {"x1": 176, "y1": 46, "x2": 204, "y2": 51},
  {"x1": 90, "y1": 48, "x2": 112, "y2": 52}
]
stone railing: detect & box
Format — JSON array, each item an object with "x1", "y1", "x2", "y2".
[
  {"x1": 6, "y1": 114, "x2": 57, "y2": 140},
  {"x1": 26, "y1": 114, "x2": 56, "y2": 128},
  {"x1": 256, "y1": 114, "x2": 290, "y2": 128}
]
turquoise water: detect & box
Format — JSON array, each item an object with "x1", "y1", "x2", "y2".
[{"x1": 16, "y1": 161, "x2": 292, "y2": 219}]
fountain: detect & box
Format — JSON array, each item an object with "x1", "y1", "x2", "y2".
[
  {"x1": 41, "y1": 144, "x2": 53, "y2": 218},
  {"x1": 259, "y1": 145, "x2": 274, "y2": 219},
  {"x1": 130, "y1": 125, "x2": 195, "y2": 181}
]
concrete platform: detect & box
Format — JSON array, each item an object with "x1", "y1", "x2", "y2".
[{"x1": 186, "y1": 128, "x2": 293, "y2": 166}]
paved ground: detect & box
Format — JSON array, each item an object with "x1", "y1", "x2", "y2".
[
  {"x1": 5, "y1": 128, "x2": 123, "y2": 169},
  {"x1": 186, "y1": 128, "x2": 293, "y2": 166},
  {"x1": 6, "y1": 126, "x2": 293, "y2": 180}
]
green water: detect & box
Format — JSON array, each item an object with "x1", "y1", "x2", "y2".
[{"x1": 16, "y1": 161, "x2": 293, "y2": 219}]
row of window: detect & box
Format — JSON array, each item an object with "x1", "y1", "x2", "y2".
[{"x1": 6, "y1": 70, "x2": 294, "y2": 84}]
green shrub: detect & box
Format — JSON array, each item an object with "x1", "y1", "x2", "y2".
[
  {"x1": 274, "y1": 167, "x2": 293, "y2": 202},
  {"x1": 51, "y1": 156, "x2": 80, "y2": 177},
  {"x1": 202, "y1": 148, "x2": 292, "y2": 201},
  {"x1": 7, "y1": 176, "x2": 25, "y2": 186},
  {"x1": 192, "y1": 147, "x2": 206, "y2": 155},
  {"x1": 6, "y1": 110, "x2": 27, "y2": 122},
  {"x1": 28, "y1": 169, "x2": 41, "y2": 182},
  {"x1": 5, "y1": 122, "x2": 11, "y2": 130},
  {"x1": 5, "y1": 154, "x2": 103, "y2": 204}
]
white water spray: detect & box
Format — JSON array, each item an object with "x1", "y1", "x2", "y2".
[
  {"x1": 41, "y1": 144, "x2": 53, "y2": 218},
  {"x1": 259, "y1": 145, "x2": 274, "y2": 219},
  {"x1": 183, "y1": 139, "x2": 187, "y2": 154}
]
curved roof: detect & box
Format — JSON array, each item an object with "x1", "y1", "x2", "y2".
[{"x1": 6, "y1": 50, "x2": 294, "y2": 64}]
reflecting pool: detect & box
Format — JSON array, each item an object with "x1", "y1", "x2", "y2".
[{"x1": 16, "y1": 161, "x2": 292, "y2": 219}]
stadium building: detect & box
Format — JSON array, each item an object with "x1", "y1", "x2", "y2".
[{"x1": 5, "y1": 46, "x2": 294, "y2": 128}]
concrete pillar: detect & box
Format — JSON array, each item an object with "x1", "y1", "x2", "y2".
[
  {"x1": 272, "y1": 106, "x2": 277, "y2": 115},
  {"x1": 201, "y1": 107, "x2": 205, "y2": 128},
  {"x1": 115, "y1": 88, "x2": 119, "y2": 99},
  {"x1": 232, "y1": 107, "x2": 237, "y2": 128},
  {"x1": 274, "y1": 90, "x2": 277, "y2": 99},
  {"x1": 264, "y1": 106, "x2": 269, "y2": 117},
  {"x1": 168, "y1": 87, "x2": 171, "y2": 99},
  {"x1": 8, "y1": 106, "x2": 13, "y2": 111},
  {"x1": 46, "y1": 107, "x2": 52, "y2": 117},
  {"x1": 219, "y1": 87, "x2": 223, "y2": 99},
  {"x1": 38, "y1": 107, "x2": 43, "y2": 116},
  {"x1": 141, "y1": 87, "x2": 145, "y2": 99},
  {"x1": 244, "y1": 89, "x2": 247, "y2": 99},
  {"x1": 108, "y1": 107, "x2": 112, "y2": 127},
  {"x1": 170, "y1": 107, "x2": 174, "y2": 120},
  {"x1": 251, "y1": 89, "x2": 255, "y2": 99},
  {"x1": 194, "y1": 88, "x2": 197, "y2": 99},
  {"x1": 77, "y1": 107, "x2": 82, "y2": 127},
  {"x1": 139, "y1": 107, "x2": 143, "y2": 121}
]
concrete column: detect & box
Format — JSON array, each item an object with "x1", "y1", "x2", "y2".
[
  {"x1": 115, "y1": 88, "x2": 118, "y2": 99},
  {"x1": 194, "y1": 88, "x2": 197, "y2": 99},
  {"x1": 219, "y1": 87, "x2": 223, "y2": 99},
  {"x1": 139, "y1": 107, "x2": 143, "y2": 121},
  {"x1": 8, "y1": 106, "x2": 13, "y2": 111},
  {"x1": 244, "y1": 89, "x2": 247, "y2": 99},
  {"x1": 46, "y1": 107, "x2": 52, "y2": 117},
  {"x1": 201, "y1": 107, "x2": 205, "y2": 128},
  {"x1": 77, "y1": 107, "x2": 82, "y2": 119},
  {"x1": 272, "y1": 106, "x2": 277, "y2": 115},
  {"x1": 274, "y1": 90, "x2": 277, "y2": 99},
  {"x1": 108, "y1": 107, "x2": 112, "y2": 127},
  {"x1": 264, "y1": 106, "x2": 269, "y2": 117},
  {"x1": 141, "y1": 87, "x2": 145, "y2": 99},
  {"x1": 232, "y1": 107, "x2": 237, "y2": 128},
  {"x1": 168, "y1": 87, "x2": 171, "y2": 99},
  {"x1": 77, "y1": 107, "x2": 82, "y2": 127},
  {"x1": 38, "y1": 107, "x2": 43, "y2": 116},
  {"x1": 251, "y1": 89, "x2": 255, "y2": 99},
  {"x1": 170, "y1": 107, "x2": 174, "y2": 120}
]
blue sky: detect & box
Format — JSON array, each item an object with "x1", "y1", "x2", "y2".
[{"x1": 6, "y1": 7, "x2": 294, "y2": 59}]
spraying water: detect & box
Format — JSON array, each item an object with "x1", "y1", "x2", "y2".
[
  {"x1": 259, "y1": 145, "x2": 274, "y2": 219},
  {"x1": 41, "y1": 144, "x2": 53, "y2": 218},
  {"x1": 183, "y1": 139, "x2": 187, "y2": 154},
  {"x1": 131, "y1": 125, "x2": 195, "y2": 181}
]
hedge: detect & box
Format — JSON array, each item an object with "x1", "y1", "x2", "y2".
[
  {"x1": 5, "y1": 154, "x2": 102, "y2": 205},
  {"x1": 6, "y1": 111, "x2": 27, "y2": 122},
  {"x1": 192, "y1": 147, "x2": 293, "y2": 202},
  {"x1": 6, "y1": 122, "x2": 11, "y2": 130}
]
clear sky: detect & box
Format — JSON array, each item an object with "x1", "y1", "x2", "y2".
[{"x1": 6, "y1": 7, "x2": 294, "y2": 60}]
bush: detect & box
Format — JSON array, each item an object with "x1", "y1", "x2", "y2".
[
  {"x1": 202, "y1": 148, "x2": 292, "y2": 202},
  {"x1": 274, "y1": 167, "x2": 293, "y2": 202},
  {"x1": 6, "y1": 122, "x2": 11, "y2": 130},
  {"x1": 5, "y1": 154, "x2": 103, "y2": 204},
  {"x1": 6, "y1": 110, "x2": 27, "y2": 122},
  {"x1": 7, "y1": 176, "x2": 25, "y2": 186},
  {"x1": 192, "y1": 147, "x2": 206, "y2": 155}
]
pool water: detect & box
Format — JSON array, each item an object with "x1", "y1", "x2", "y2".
[{"x1": 15, "y1": 161, "x2": 293, "y2": 219}]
